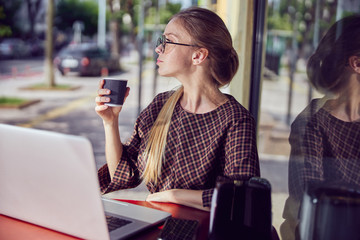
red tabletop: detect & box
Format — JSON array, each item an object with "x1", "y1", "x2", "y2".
[
  {"x1": 0, "y1": 199, "x2": 279, "y2": 240},
  {"x1": 0, "y1": 199, "x2": 210, "y2": 240}
]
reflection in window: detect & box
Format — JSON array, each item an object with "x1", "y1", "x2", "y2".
[{"x1": 260, "y1": 1, "x2": 360, "y2": 239}]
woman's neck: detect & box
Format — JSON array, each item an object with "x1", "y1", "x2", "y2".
[
  {"x1": 179, "y1": 80, "x2": 228, "y2": 114},
  {"x1": 325, "y1": 77, "x2": 360, "y2": 122}
]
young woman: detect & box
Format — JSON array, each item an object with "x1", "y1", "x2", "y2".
[
  {"x1": 281, "y1": 15, "x2": 360, "y2": 240},
  {"x1": 95, "y1": 7, "x2": 259, "y2": 211}
]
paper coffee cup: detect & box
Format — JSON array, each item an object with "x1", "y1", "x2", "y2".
[{"x1": 103, "y1": 78, "x2": 128, "y2": 107}]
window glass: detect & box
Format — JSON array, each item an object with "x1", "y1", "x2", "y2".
[{"x1": 260, "y1": 1, "x2": 360, "y2": 239}]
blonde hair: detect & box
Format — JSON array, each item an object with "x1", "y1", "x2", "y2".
[
  {"x1": 141, "y1": 7, "x2": 239, "y2": 185},
  {"x1": 141, "y1": 87, "x2": 183, "y2": 185}
]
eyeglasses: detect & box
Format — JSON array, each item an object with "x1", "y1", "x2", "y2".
[{"x1": 156, "y1": 35, "x2": 198, "y2": 53}]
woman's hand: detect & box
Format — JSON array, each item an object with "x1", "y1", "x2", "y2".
[
  {"x1": 95, "y1": 79, "x2": 130, "y2": 124},
  {"x1": 146, "y1": 189, "x2": 210, "y2": 212}
]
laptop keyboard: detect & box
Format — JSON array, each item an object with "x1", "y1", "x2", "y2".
[{"x1": 106, "y1": 215, "x2": 132, "y2": 232}]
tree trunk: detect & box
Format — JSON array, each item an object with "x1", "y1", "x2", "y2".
[
  {"x1": 108, "y1": 0, "x2": 122, "y2": 67},
  {"x1": 25, "y1": 0, "x2": 42, "y2": 38},
  {"x1": 110, "y1": 19, "x2": 120, "y2": 58}
]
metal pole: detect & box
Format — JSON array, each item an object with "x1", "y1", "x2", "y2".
[
  {"x1": 308, "y1": 0, "x2": 321, "y2": 103},
  {"x1": 336, "y1": 0, "x2": 344, "y2": 21},
  {"x1": 45, "y1": 0, "x2": 55, "y2": 87},
  {"x1": 153, "y1": 0, "x2": 161, "y2": 97},
  {"x1": 287, "y1": 66, "x2": 294, "y2": 125},
  {"x1": 287, "y1": 9, "x2": 298, "y2": 125},
  {"x1": 138, "y1": 0, "x2": 145, "y2": 115},
  {"x1": 98, "y1": 0, "x2": 106, "y2": 48}
]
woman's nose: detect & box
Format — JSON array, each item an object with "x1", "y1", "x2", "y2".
[{"x1": 155, "y1": 45, "x2": 162, "y2": 54}]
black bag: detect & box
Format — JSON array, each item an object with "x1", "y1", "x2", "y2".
[
  {"x1": 209, "y1": 176, "x2": 272, "y2": 240},
  {"x1": 299, "y1": 182, "x2": 360, "y2": 240}
]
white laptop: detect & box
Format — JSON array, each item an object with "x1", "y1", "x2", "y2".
[{"x1": 0, "y1": 123, "x2": 170, "y2": 240}]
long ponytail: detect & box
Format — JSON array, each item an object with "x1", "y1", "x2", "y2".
[{"x1": 141, "y1": 87, "x2": 183, "y2": 185}]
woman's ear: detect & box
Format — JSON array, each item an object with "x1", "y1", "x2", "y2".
[
  {"x1": 192, "y1": 48, "x2": 209, "y2": 65},
  {"x1": 348, "y1": 56, "x2": 360, "y2": 73}
]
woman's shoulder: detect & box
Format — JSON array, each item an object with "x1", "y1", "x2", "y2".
[
  {"x1": 220, "y1": 94, "x2": 255, "y2": 123},
  {"x1": 294, "y1": 98, "x2": 324, "y2": 121},
  {"x1": 224, "y1": 94, "x2": 253, "y2": 116},
  {"x1": 153, "y1": 90, "x2": 175, "y2": 104},
  {"x1": 291, "y1": 98, "x2": 331, "y2": 129},
  {"x1": 139, "y1": 90, "x2": 175, "y2": 118},
  {"x1": 290, "y1": 98, "x2": 327, "y2": 139}
]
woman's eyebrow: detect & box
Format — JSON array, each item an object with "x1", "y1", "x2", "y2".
[{"x1": 164, "y1": 33, "x2": 179, "y2": 39}]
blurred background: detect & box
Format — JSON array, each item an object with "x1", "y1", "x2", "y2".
[{"x1": 1, "y1": 0, "x2": 360, "y2": 238}]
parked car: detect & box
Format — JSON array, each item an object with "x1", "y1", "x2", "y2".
[
  {"x1": 0, "y1": 38, "x2": 31, "y2": 59},
  {"x1": 27, "y1": 38, "x2": 45, "y2": 56},
  {"x1": 53, "y1": 43, "x2": 120, "y2": 76}
]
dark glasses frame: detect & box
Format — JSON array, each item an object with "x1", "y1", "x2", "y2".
[{"x1": 156, "y1": 35, "x2": 198, "y2": 53}]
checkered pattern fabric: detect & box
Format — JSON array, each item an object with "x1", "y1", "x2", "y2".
[
  {"x1": 98, "y1": 91, "x2": 260, "y2": 207},
  {"x1": 288, "y1": 98, "x2": 360, "y2": 200}
]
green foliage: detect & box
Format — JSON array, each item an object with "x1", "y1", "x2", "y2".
[
  {"x1": 145, "y1": 3, "x2": 182, "y2": 25},
  {"x1": 0, "y1": 0, "x2": 22, "y2": 38},
  {"x1": 107, "y1": 8, "x2": 130, "y2": 34},
  {"x1": 267, "y1": 14, "x2": 292, "y2": 31},
  {"x1": 161, "y1": 3, "x2": 182, "y2": 24},
  {"x1": 131, "y1": 1, "x2": 182, "y2": 36},
  {"x1": 0, "y1": 0, "x2": 184, "y2": 40},
  {"x1": 0, "y1": 6, "x2": 11, "y2": 37},
  {"x1": 267, "y1": 0, "x2": 345, "y2": 55},
  {"x1": 55, "y1": 0, "x2": 99, "y2": 36},
  {"x1": 0, "y1": 97, "x2": 26, "y2": 105},
  {"x1": 164, "y1": 3, "x2": 182, "y2": 19},
  {"x1": 0, "y1": 25, "x2": 11, "y2": 37}
]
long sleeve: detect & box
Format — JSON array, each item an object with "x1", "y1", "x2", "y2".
[
  {"x1": 224, "y1": 115, "x2": 260, "y2": 178},
  {"x1": 97, "y1": 92, "x2": 169, "y2": 194},
  {"x1": 281, "y1": 99, "x2": 324, "y2": 240},
  {"x1": 202, "y1": 111, "x2": 260, "y2": 207},
  {"x1": 98, "y1": 122, "x2": 143, "y2": 194},
  {"x1": 288, "y1": 120, "x2": 324, "y2": 200}
]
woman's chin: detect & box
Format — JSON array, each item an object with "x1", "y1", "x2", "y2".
[{"x1": 157, "y1": 70, "x2": 170, "y2": 77}]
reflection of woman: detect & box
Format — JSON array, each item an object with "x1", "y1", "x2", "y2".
[
  {"x1": 95, "y1": 7, "x2": 259, "y2": 211},
  {"x1": 281, "y1": 15, "x2": 360, "y2": 240}
]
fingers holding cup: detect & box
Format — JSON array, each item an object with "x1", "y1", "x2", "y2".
[{"x1": 103, "y1": 79, "x2": 128, "y2": 107}]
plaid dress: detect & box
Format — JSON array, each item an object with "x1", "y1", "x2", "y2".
[
  {"x1": 288, "y1": 98, "x2": 360, "y2": 200},
  {"x1": 98, "y1": 91, "x2": 260, "y2": 207},
  {"x1": 281, "y1": 98, "x2": 360, "y2": 240}
]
